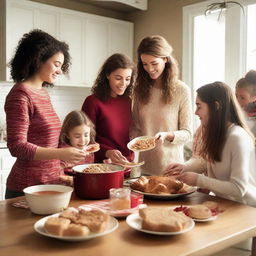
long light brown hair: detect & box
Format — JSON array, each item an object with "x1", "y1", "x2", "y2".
[
  {"x1": 133, "y1": 35, "x2": 179, "y2": 105},
  {"x1": 60, "y1": 110, "x2": 95, "y2": 145},
  {"x1": 196, "y1": 82, "x2": 253, "y2": 163}
]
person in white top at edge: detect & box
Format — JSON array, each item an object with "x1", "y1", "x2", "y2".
[
  {"x1": 164, "y1": 81, "x2": 256, "y2": 206},
  {"x1": 163, "y1": 81, "x2": 256, "y2": 251}
]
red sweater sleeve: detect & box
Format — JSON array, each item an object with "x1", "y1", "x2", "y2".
[{"x1": 5, "y1": 89, "x2": 37, "y2": 160}]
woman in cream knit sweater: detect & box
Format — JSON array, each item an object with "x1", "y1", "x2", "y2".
[{"x1": 131, "y1": 35, "x2": 192, "y2": 175}]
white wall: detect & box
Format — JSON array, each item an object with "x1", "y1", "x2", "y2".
[{"x1": 0, "y1": 83, "x2": 91, "y2": 133}]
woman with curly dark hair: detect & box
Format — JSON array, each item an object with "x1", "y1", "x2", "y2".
[
  {"x1": 131, "y1": 35, "x2": 192, "y2": 175},
  {"x1": 4, "y1": 29, "x2": 86, "y2": 199},
  {"x1": 82, "y1": 53, "x2": 135, "y2": 164}
]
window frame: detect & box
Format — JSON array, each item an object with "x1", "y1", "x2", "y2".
[{"x1": 182, "y1": 0, "x2": 256, "y2": 129}]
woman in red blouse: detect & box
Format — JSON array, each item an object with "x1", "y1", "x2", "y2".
[
  {"x1": 82, "y1": 53, "x2": 135, "y2": 164},
  {"x1": 4, "y1": 29, "x2": 87, "y2": 199}
]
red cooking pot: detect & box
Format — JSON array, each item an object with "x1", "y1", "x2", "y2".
[{"x1": 72, "y1": 163, "x2": 125, "y2": 199}]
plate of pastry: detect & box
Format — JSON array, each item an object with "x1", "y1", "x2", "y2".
[
  {"x1": 129, "y1": 175, "x2": 196, "y2": 199},
  {"x1": 126, "y1": 207, "x2": 195, "y2": 235},
  {"x1": 127, "y1": 136, "x2": 156, "y2": 152},
  {"x1": 34, "y1": 208, "x2": 118, "y2": 241},
  {"x1": 173, "y1": 202, "x2": 220, "y2": 222}
]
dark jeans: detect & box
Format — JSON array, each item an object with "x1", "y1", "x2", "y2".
[{"x1": 5, "y1": 188, "x2": 24, "y2": 199}]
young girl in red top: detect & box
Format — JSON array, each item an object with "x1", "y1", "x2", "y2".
[
  {"x1": 59, "y1": 110, "x2": 96, "y2": 174},
  {"x1": 82, "y1": 53, "x2": 135, "y2": 165}
]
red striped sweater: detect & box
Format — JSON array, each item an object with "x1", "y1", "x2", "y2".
[{"x1": 4, "y1": 83, "x2": 63, "y2": 192}]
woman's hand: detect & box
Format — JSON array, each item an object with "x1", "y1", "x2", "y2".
[
  {"x1": 177, "y1": 172, "x2": 198, "y2": 186},
  {"x1": 58, "y1": 147, "x2": 86, "y2": 163},
  {"x1": 162, "y1": 163, "x2": 184, "y2": 176},
  {"x1": 155, "y1": 131, "x2": 175, "y2": 143},
  {"x1": 105, "y1": 150, "x2": 127, "y2": 165}
]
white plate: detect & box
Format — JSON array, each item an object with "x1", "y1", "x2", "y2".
[
  {"x1": 120, "y1": 161, "x2": 145, "y2": 168},
  {"x1": 34, "y1": 213, "x2": 119, "y2": 241},
  {"x1": 171, "y1": 206, "x2": 218, "y2": 222},
  {"x1": 127, "y1": 136, "x2": 156, "y2": 152},
  {"x1": 79, "y1": 202, "x2": 140, "y2": 218},
  {"x1": 108, "y1": 207, "x2": 139, "y2": 218},
  {"x1": 130, "y1": 186, "x2": 197, "y2": 200},
  {"x1": 126, "y1": 212, "x2": 195, "y2": 235},
  {"x1": 192, "y1": 215, "x2": 218, "y2": 222}
]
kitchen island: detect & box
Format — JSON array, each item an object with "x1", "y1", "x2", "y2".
[{"x1": 1, "y1": 191, "x2": 256, "y2": 256}]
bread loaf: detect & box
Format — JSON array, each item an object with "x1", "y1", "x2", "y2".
[
  {"x1": 44, "y1": 208, "x2": 110, "y2": 237},
  {"x1": 139, "y1": 207, "x2": 190, "y2": 232},
  {"x1": 59, "y1": 209, "x2": 79, "y2": 222},
  {"x1": 62, "y1": 224, "x2": 90, "y2": 237},
  {"x1": 44, "y1": 217, "x2": 71, "y2": 236},
  {"x1": 76, "y1": 209, "x2": 110, "y2": 233}
]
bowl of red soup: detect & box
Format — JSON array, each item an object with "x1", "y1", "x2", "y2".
[{"x1": 23, "y1": 184, "x2": 73, "y2": 215}]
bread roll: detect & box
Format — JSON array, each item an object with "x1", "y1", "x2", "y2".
[
  {"x1": 202, "y1": 201, "x2": 219, "y2": 210},
  {"x1": 63, "y1": 224, "x2": 90, "y2": 237},
  {"x1": 44, "y1": 217, "x2": 71, "y2": 236},
  {"x1": 59, "y1": 209, "x2": 79, "y2": 222},
  {"x1": 187, "y1": 205, "x2": 212, "y2": 219},
  {"x1": 130, "y1": 176, "x2": 149, "y2": 192},
  {"x1": 76, "y1": 209, "x2": 109, "y2": 233},
  {"x1": 131, "y1": 176, "x2": 185, "y2": 194},
  {"x1": 139, "y1": 207, "x2": 190, "y2": 232},
  {"x1": 148, "y1": 182, "x2": 169, "y2": 194}
]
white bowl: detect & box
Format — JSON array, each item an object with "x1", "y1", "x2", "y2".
[{"x1": 23, "y1": 184, "x2": 73, "y2": 215}]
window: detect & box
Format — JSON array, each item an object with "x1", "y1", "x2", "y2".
[
  {"x1": 183, "y1": 0, "x2": 256, "y2": 130},
  {"x1": 193, "y1": 11, "x2": 225, "y2": 91},
  {"x1": 247, "y1": 3, "x2": 256, "y2": 70}
]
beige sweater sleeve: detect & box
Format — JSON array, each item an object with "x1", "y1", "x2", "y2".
[
  {"x1": 130, "y1": 100, "x2": 141, "y2": 139},
  {"x1": 183, "y1": 156, "x2": 207, "y2": 173},
  {"x1": 172, "y1": 83, "x2": 193, "y2": 144}
]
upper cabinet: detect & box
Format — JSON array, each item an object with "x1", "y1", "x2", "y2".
[
  {"x1": 3, "y1": 0, "x2": 133, "y2": 87},
  {"x1": 81, "y1": 0, "x2": 148, "y2": 11}
]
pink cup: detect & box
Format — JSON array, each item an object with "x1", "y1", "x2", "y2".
[{"x1": 131, "y1": 192, "x2": 144, "y2": 208}]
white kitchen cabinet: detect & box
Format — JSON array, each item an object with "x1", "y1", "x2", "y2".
[
  {"x1": 84, "y1": 16, "x2": 133, "y2": 86},
  {"x1": 93, "y1": 0, "x2": 148, "y2": 11},
  {"x1": 34, "y1": 9, "x2": 59, "y2": 38},
  {"x1": 117, "y1": 0, "x2": 147, "y2": 10},
  {"x1": 109, "y1": 21, "x2": 133, "y2": 57},
  {"x1": 84, "y1": 18, "x2": 109, "y2": 86},
  {"x1": 5, "y1": 1, "x2": 34, "y2": 81},
  {"x1": 58, "y1": 13, "x2": 85, "y2": 86},
  {"x1": 4, "y1": 0, "x2": 133, "y2": 87},
  {"x1": 0, "y1": 148, "x2": 16, "y2": 200}
]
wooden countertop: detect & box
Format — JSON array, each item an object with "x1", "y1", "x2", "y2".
[{"x1": 1, "y1": 192, "x2": 256, "y2": 256}]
